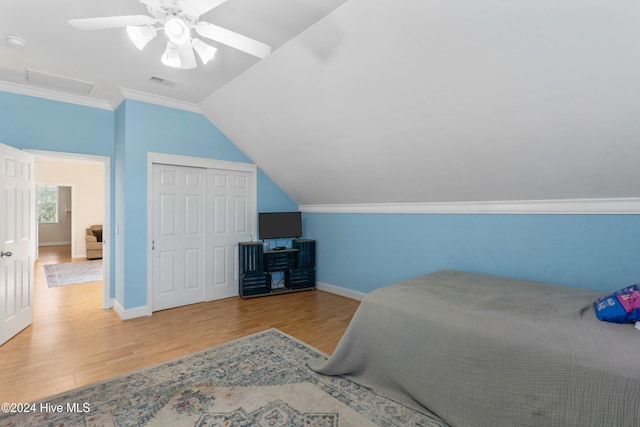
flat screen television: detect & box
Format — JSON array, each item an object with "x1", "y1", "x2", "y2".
[{"x1": 258, "y1": 212, "x2": 302, "y2": 240}]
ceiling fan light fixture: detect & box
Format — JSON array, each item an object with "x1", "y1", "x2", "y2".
[
  {"x1": 126, "y1": 25, "x2": 157, "y2": 50},
  {"x1": 192, "y1": 38, "x2": 217, "y2": 64},
  {"x1": 161, "y1": 42, "x2": 181, "y2": 68},
  {"x1": 164, "y1": 17, "x2": 190, "y2": 45},
  {"x1": 68, "y1": 0, "x2": 271, "y2": 70}
]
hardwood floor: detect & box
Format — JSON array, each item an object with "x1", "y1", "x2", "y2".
[{"x1": 0, "y1": 246, "x2": 360, "y2": 403}]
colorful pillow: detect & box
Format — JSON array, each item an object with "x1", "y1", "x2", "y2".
[{"x1": 594, "y1": 284, "x2": 640, "y2": 323}]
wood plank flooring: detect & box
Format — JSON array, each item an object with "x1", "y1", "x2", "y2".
[{"x1": 0, "y1": 246, "x2": 360, "y2": 403}]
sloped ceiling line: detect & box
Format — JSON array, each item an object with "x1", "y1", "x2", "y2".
[
  {"x1": 3, "y1": 0, "x2": 640, "y2": 207},
  {"x1": 200, "y1": 0, "x2": 640, "y2": 206}
]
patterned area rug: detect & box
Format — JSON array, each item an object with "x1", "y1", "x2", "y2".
[
  {"x1": 44, "y1": 259, "x2": 103, "y2": 287},
  {"x1": 0, "y1": 329, "x2": 447, "y2": 426}
]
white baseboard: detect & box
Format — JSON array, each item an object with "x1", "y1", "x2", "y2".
[
  {"x1": 316, "y1": 281, "x2": 367, "y2": 301},
  {"x1": 38, "y1": 241, "x2": 71, "y2": 247},
  {"x1": 110, "y1": 284, "x2": 362, "y2": 320},
  {"x1": 113, "y1": 299, "x2": 150, "y2": 321}
]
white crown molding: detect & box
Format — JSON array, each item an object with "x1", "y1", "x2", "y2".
[
  {"x1": 300, "y1": 198, "x2": 640, "y2": 215},
  {"x1": 109, "y1": 90, "x2": 125, "y2": 110},
  {"x1": 0, "y1": 80, "x2": 113, "y2": 110},
  {"x1": 0, "y1": 80, "x2": 203, "y2": 113},
  {"x1": 118, "y1": 87, "x2": 202, "y2": 113}
]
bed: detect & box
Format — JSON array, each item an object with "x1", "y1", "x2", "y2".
[{"x1": 309, "y1": 270, "x2": 640, "y2": 426}]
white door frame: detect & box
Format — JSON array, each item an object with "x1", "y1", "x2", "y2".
[
  {"x1": 146, "y1": 152, "x2": 257, "y2": 316},
  {"x1": 26, "y1": 150, "x2": 112, "y2": 309}
]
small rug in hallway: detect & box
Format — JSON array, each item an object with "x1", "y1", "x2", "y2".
[
  {"x1": 0, "y1": 329, "x2": 448, "y2": 427},
  {"x1": 44, "y1": 259, "x2": 103, "y2": 287}
]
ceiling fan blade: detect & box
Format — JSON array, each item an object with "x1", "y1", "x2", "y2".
[
  {"x1": 195, "y1": 22, "x2": 271, "y2": 59},
  {"x1": 68, "y1": 15, "x2": 157, "y2": 31},
  {"x1": 177, "y1": 41, "x2": 198, "y2": 70},
  {"x1": 182, "y1": 0, "x2": 228, "y2": 16}
]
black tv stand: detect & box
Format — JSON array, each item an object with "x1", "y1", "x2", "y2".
[{"x1": 239, "y1": 240, "x2": 316, "y2": 298}]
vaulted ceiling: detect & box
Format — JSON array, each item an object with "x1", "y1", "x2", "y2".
[
  {"x1": 1, "y1": 0, "x2": 347, "y2": 104},
  {"x1": 3, "y1": 0, "x2": 640, "y2": 206}
]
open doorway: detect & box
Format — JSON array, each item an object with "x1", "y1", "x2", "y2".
[
  {"x1": 36, "y1": 184, "x2": 72, "y2": 258},
  {"x1": 28, "y1": 150, "x2": 111, "y2": 310}
]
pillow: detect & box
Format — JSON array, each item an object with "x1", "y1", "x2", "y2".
[
  {"x1": 593, "y1": 284, "x2": 640, "y2": 323},
  {"x1": 92, "y1": 229, "x2": 103, "y2": 242}
]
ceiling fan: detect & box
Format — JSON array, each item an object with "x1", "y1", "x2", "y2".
[{"x1": 68, "y1": 0, "x2": 271, "y2": 70}]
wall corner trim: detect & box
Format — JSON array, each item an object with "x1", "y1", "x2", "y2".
[
  {"x1": 113, "y1": 300, "x2": 150, "y2": 321},
  {"x1": 300, "y1": 198, "x2": 640, "y2": 215}
]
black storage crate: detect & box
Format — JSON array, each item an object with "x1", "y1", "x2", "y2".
[
  {"x1": 286, "y1": 269, "x2": 315, "y2": 290},
  {"x1": 240, "y1": 273, "x2": 272, "y2": 297},
  {"x1": 293, "y1": 239, "x2": 316, "y2": 269},
  {"x1": 238, "y1": 240, "x2": 315, "y2": 298},
  {"x1": 239, "y1": 242, "x2": 270, "y2": 297},
  {"x1": 264, "y1": 250, "x2": 297, "y2": 271},
  {"x1": 239, "y1": 242, "x2": 264, "y2": 274}
]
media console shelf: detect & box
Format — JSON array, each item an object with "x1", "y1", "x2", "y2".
[{"x1": 239, "y1": 240, "x2": 316, "y2": 298}]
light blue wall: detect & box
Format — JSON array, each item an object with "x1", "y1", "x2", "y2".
[
  {"x1": 0, "y1": 92, "x2": 114, "y2": 156},
  {"x1": 10, "y1": 90, "x2": 634, "y2": 306},
  {"x1": 0, "y1": 91, "x2": 117, "y2": 299},
  {"x1": 118, "y1": 100, "x2": 296, "y2": 308},
  {"x1": 257, "y1": 168, "x2": 298, "y2": 213},
  {"x1": 304, "y1": 212, "x2": 640, "y2": 293},
  {"x1": 0, "y1": 92, "x2": 297, "y2": 311}
]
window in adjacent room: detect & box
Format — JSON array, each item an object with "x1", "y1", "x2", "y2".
[{"x1": 37, "y1": 184, "x2": 59, "y2": 224}]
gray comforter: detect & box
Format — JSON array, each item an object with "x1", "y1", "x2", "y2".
[{"x1": 309, "y1": 270, "x2": 640, "y2": 426}]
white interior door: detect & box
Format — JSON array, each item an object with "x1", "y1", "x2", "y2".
[
  {"x1": 152, "y1": 164, "x2": 206, "y2": 311},
  {"x1": 0, "y1": 143, "x2": 35, "y2": 346},
  {"x1": 206, "y1": 168, "x2": 254, "y2": 300}
]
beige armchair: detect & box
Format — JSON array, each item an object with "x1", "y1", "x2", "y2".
[{"x1": 85, "y1": 225, "x2": 103, "y2": 260}]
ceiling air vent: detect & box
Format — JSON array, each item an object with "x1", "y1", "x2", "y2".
[
  {"x1": 149, "y1": 76, "x2": 177, "y2": 87},
  {"x1": 25, "y1": 69, "x2": 93, "y2": 95}
]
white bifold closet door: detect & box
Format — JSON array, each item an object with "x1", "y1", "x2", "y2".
[
  {"x1": 152, "y1": 164, "x2": 206, "y2": 311},
  {"x1": 205, "y1": 168, "x2": 254, "y2": 301},
  {"x1": 151, "y1": 163, "x2": 254, "y2": 311}
]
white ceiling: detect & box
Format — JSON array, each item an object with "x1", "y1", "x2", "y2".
[
  {"x1": 3, "y1": 0, "x2": 640, "y2": 206},
  {"x1": 0, "y1": 0, "x2": 347, "y2": 104}
]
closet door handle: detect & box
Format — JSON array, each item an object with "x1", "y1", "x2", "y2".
[{"x1": 0, "y1": 251, "x2": 12, "y2": 258}]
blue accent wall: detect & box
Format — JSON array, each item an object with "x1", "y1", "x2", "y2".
[
  {"x1": 0, "y1": 91, "x2": 118, "y2": 301},
  {"x1": 257, "y1": 168, "x2": 298, "y2": 213},
  {"x1": 304, "y1": 212, "x2": 640, "y2": 293},
  {"x1": 1, "y1": 91, "x2": 297, "y2": 311},
  {"x1": 0, "y1": 92, "x2": 114, "y2": 156},
  {"x1": 7, "y1": 90, "x2": 637, "y2": 307},
  {"x1": 116, "y1": 100, "x2": 297, "y2": 308}
]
